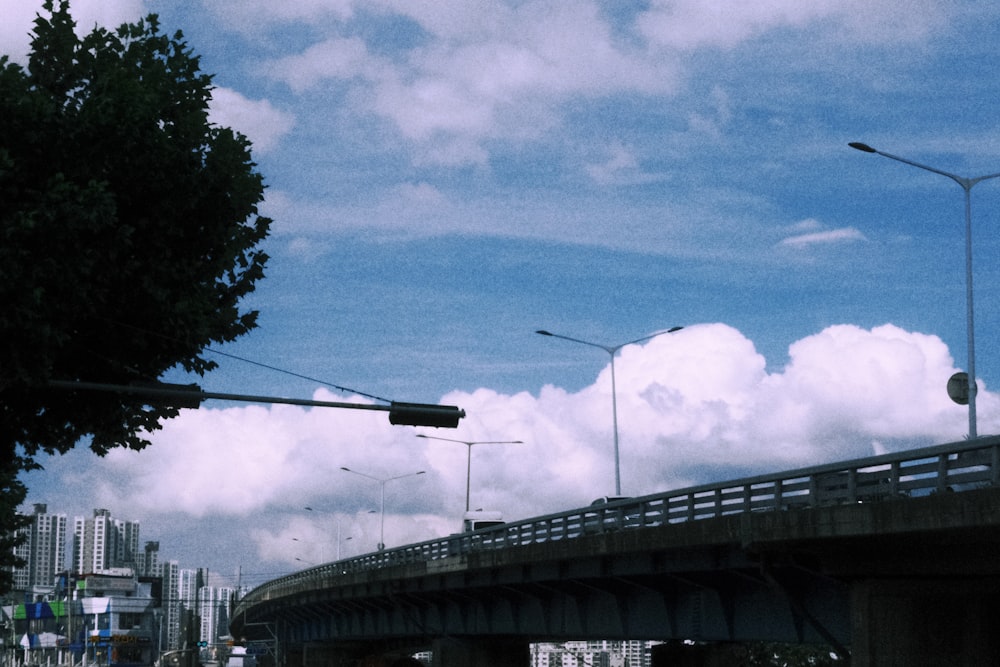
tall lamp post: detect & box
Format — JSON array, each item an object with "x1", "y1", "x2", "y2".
[
  {"x1": 415, "y1": 434, "x2": 523, "y2": 512},
  {"x1": 340, "y1": 467, "x2": 425, "y2": 551},
  {"x1": 536, "y1": 326, "x2": 684, "y2": 495},
  {"x1": 850, "y1": 141, "x2": 1000, "y2": 439},
  {"x1": 304, "y1": 506, "x2": 364, "y2": 561}
]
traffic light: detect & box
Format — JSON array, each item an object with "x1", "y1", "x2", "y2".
[
  {"x1": 48, "y1": 380, "x2": 466, "y2": 426},
  {"x1": 388, "y1": 402, "x2": 465, "y2": 428}
]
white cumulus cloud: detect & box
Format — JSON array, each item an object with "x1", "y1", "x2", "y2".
[
  {"x1": 85, "y1": 322, "x2": 982, "y2": 564},
  {"x1": 208, "y1": 88, "x2": 295, "y2": 154}
]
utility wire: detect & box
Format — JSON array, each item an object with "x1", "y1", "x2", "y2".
[
  {"x1": 202, "y1": 347, "x2": 390, "y2": 404},
  {"x1": 98, "y1": 316, "x2": 391, "y2": 404}
]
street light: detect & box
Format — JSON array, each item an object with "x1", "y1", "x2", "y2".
[
  {"x1": 304, "y1": 506, "x2": 365, "y2": 561},
  {"x1": 302, "y1": 507, "x2": 339, "y2": 560},
  {"x1": 339, "y1": 467, "x2": 425, "y2": 551},
  {"x1": 850, "y1": 141, "x2": 1000, "y2": 439},
  {"x1": 415, "y1": 434, "x2": 523, "y2": 512},
  {"x1": 536, "y1": 326, "x2": 684, "y2": 495}
]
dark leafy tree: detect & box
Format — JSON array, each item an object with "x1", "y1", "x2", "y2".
[{"x1": 0, "y1": 1, "x2": 270, "y2": 592}]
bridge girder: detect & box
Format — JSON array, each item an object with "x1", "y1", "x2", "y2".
[
  {"x1": 245, "y1": 537, "x2": 851, "y2": 652},
  {"x1": 232, "y1": 444, "x2": 1000, "y2": 665}
]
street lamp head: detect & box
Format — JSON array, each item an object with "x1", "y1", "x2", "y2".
[
  {"x1": 849, "y1": 141, "x2": 877, "y2": 153},
  {"x1": 417, "y1": 434, "x2": 523, "y2": 446},
  {"x1": 417, "y1": 433, "x2": 465, "y2": 445},
  {"x1": 535, "y1": 330, "x2": 554, "y2": 336},
  {"x1": 667, "y1": 326, "x2": 684, "y2": 333},
  {"x1": 339, "y1": 467, "x2": 351, "y2": 472}
]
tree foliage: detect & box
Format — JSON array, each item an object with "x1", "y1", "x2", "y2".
[{"x1": 0, "y1": 1, "x2": 270, "y2": 592}]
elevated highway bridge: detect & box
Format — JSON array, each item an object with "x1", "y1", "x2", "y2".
[{"x1": 232, "y1": 435, "x2": 1000, "y2": 666}]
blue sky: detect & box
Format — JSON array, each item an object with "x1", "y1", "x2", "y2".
[{"x1": 6, "y1": 0, "x2": 1000, "y2": 589}]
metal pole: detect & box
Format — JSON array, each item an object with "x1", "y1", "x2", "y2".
[
  {"x1": 46, "y1": 381, "x2": 465, "y2": 428},
  {"x1": 608, "y1": 351, "x2": 621, "y2": 495},
  {"x1": 464, "y1": 443, "x2": 473, "y2": 513},
  {"x1": 850, "y1": 142, "x2": 1000, "y2": 439},
  {"x1": 964, "y1": 186, "x2": 977, "y2": 438},
  {"x1": 378, "y1": 481, "x2": 386, "y2": 551}
]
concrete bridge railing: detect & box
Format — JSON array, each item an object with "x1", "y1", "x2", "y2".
[{"x1": 234, "y1": 434, "x2": 1000, "y2": 617}]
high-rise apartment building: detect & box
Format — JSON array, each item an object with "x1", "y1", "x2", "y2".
[
  {"x1": 73, "y1": 508, "x2": 141, "y2": 574},
  {"x1": 164, "y1": 567, "x2": 208, "y2": 651},
  {"x1": 532, "y1": 640, "x2": 656, "y2": 667},
  {"x1": 10, "y1": 504, "x2": 68, "y2": 594},
  {"x1": 5, "y1": 504, "x2": 236, "y2": 656},
  {"x1": 141, "y1": 540, "x2": 162, "y2": 577},
  {"x1": 161, "y1": 560, "x2": 183, "y2": 650},
  {"x1": 178, "y1": 568, "x2": 205, "y2": 610},
  {"x1": 199, "y1": 586, "x2": 235, "y2": 644}
]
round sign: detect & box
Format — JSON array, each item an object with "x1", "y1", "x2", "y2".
[{"x1": 947, "y1": 372, "x2": 969, "y2": 405}]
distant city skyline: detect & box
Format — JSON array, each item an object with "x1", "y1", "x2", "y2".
[
  {"x1": 9, "y1": 504, "x2": 226, "y2": 590},
  {"x1": 8, "y1": 504, "x2": 241, "y2": 659}
]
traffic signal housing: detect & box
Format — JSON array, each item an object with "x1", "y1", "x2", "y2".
[{"x1": 388, "y1": 402, "x2": 465, "y2": 428}]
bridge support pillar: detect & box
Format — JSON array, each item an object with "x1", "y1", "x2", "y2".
[
  {"x1": 851, "y1": 578, "x2": 1000, "y2": 666},
  {"x1": 430, "y1": 637, "x2": 530, "y2": 667},
  {"x1": 649, "y1": 641, "x2": 747, "y2": 666},
  {"x1": 296, "y1": 642, "x2": 363, "y2": 667}
]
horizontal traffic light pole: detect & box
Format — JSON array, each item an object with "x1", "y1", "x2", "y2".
[{"x1": 47, "y1": 380, "x2": 466, "y2": 428}]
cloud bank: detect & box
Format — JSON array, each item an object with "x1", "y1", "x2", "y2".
[{"x1": 89, "y1": 322, "x2": 985, "y2": 564}]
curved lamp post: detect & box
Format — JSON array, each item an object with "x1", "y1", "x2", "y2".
[
  {"x1": 850, "y1": 141, "x2": 1000, "y2": 439},
  {"x1": 340, "y1": 467, "x2": 425, "y2": 551},
  {"x1": 302, "y1": 506, "x2": 340, "y2": 560},
  {"x1": 291, "y1": 539, "x2": 313, "y2": 566},
  {"x1": 415, "y1": 434, "x2": 523, "y2": 512},
  {"x1": 303, "y1": 506, "x2": 366, "y2": 561},
  {"x1": 536, "y1": 326, "x2": 684, "y2": 495}
]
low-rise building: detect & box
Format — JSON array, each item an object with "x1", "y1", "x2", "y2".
[
  {"x1": 78, "y1": 571, "x2": 160, "y2": 667},
  {"x1": 5, "y1": 570, "x2": 160, "y2": 667}
]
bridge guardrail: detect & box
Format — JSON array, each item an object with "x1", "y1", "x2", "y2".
[{"x1": 234, "y1": 434, "x2": 1000, "y2": 614}]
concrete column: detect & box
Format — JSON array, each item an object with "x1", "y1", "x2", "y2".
[
  {"x1": 296, "y1": 643, "x2": 372, "y2": 667},
  {"x1": 430, "y1": 637, "x2": 530, "y2": 667},
  {"x1": 851, "y1": 578, "x2": 1000, "y2": 666},
  {"x1": 649, "y1": 641, "x2": 747, "y2": 667}
]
